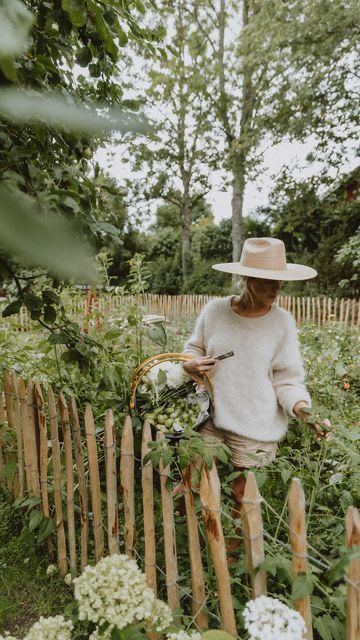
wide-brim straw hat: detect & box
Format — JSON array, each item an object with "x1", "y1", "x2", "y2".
[{"x1": 212, "y1": 237, "x2": 317, "y2": 281}]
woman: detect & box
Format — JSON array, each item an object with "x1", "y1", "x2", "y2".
[{"x1": 182, "y1": 238, "x2": 329, "y2": 558}]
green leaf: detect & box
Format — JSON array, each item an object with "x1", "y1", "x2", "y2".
[
  {"x1": 75, "y1": 46, "x2": 92, "y2": 66},
  {"x1": 203, "y1": 632, "x2": 236, "y2": 640},
  {"x1": 291, "y1": 572, "x2": 314, "y2": 600},
  {"x1": 29, "y1": 509, "x2": 44, "y2": 531},
  {"x1": 0, "y1": 89, "x2": 150, "y2": 135},
  {"x1": 38, "y1": 517, "x2": 55, "y2": 542},
  {"x1": 61, "y1": 0, "x2": 86, "y2": 27},
  {"x1": 313, "y1": 615, "x2": 333, "y2": 640},
  {"x1": 0, "y1": 184, "x2": 97, "y2": 283},
  {"x1": 2, "y1": 299, "x2": 22, "y2": 317},
  {"x1": 43, "y1": 305, "x2": 57, "y2": 324},
  {"x1": 147, "y1": 323, "x2": 167, "y2": 347},
  {"x1": 157, "y1": 368, "x2": 167, "y2": 386},
  {"x1": 0, "y1": 1, "x2": 34, "y2": 60}
]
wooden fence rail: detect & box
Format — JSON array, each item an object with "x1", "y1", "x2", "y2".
[
  {"x1": 0, "y1": 372, "x2": 359, "y2": 638},
  {"x1": 0, "y1": 293, "x2": 359, "y2": 331}
]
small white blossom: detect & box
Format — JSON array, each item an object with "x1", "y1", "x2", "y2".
[
  {"x1": 146, "y1": 598, "x2": 173, "y2": 632},
  {"x1": 74, "y1": 555, "x2": 156, "y2": 630},
  {"x1": 46, "y1": 564, "x2": 58, "y2": 576},
  {"x1": 243, "y1": 596, "x2": 307, "y2": 640},
  {"x1": 64, "y1": 573, "x2": 73, "y2": 586},
  {"x1": 24, "y1": 615, "x2": 73, "y2": 640},
  {"x1": 146, "y1": 362, "x2": 189, "y2": 389},
  {"x1": 0, "y1": 635, "x2": 19, "y2": 640},
  {"x1": 167, "y1": 632, "x2": 202, "y2": 640}
]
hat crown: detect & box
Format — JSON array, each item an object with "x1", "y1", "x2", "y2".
[{"x1": 240, "y1": 238, "x2": 287, "y2": 272}]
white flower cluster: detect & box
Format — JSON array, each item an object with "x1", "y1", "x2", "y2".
[
  {"x1": 74, "y1": 554, "x2": 173, "y2": 632},
  {"x1": 146, "y1": 362, "x2": 189, "y2": 389},
  {"x1": 24, "y1": 615, "x2": 73, "y2": 640},
  {"x1": 167, "y1": 631, "x2": 202, "y2": 640},
  {"x1": 243, "y1": 596, "x2": 307, "y2": 640},
  {"x1": 0, "y1": 635, "x2": 19, "y2": 640}
]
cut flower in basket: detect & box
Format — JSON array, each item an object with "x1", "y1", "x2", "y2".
[{"x1": 131, "y1": 354, "x2": 213, "y2": 439}]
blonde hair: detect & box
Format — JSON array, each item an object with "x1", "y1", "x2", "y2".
[{"x1": 236, "y1": 276, "x2": 257, "y2": 311}]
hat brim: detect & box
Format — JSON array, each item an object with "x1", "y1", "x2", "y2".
[{"x1": 211, "y1": 262, "x2": 317, "y2": 281}]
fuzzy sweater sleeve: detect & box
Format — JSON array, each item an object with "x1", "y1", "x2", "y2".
[
  {"x1": 272, "y1": 315, "x2": 312, "y2": 417},
  {"x1": 183, "y1": 307, "x2": 207, "y2": 357}
]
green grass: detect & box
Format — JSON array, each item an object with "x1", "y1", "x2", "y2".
[{"x1": 0, "y1": 492, "x2": 72, "y2": 636}]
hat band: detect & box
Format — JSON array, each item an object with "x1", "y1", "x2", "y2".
[{"x1": 241, "y1": 255, "x2": 287, "y2": 271}]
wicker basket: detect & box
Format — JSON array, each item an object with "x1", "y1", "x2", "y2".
[{"x1": 130, "y1": 352, "x2": 214, "y2": 440}]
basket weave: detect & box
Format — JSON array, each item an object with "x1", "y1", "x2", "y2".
[{"x1": 130, "y1": 352, "x2": 214, "y2": 412}]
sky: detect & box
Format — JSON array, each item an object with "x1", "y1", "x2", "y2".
[{"x1": 96, "y1": 136, "x2": 357, "y2": 226}]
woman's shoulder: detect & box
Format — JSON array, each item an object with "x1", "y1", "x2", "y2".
[
  {"x1": 201, "y1": 295, "x2": 231, "y2": 316},
  {"x1": 272, "y1": 304, "x2": 298, "y2": 332}
]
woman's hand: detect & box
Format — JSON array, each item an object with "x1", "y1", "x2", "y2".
[
  {"x1": 183, "y1": 355, "x2": 216, "y2": 384},
  {"x1": 293, "y1": 401, "x2": 332, "y2": 441}
]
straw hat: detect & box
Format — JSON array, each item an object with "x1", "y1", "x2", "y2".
[{"x1": 212, "y1": 237, "x2": 317, "y2": 281}]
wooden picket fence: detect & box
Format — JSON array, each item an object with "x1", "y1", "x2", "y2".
[
  {"x1": 1, "y1": 293, "x2": 359, "y2": 331},
  {"x1": 0, "y1": 371, "x2": 359, "y2": 639}
]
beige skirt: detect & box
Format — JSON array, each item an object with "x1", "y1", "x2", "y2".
[{"x1": 199, "y1": 419, "x2": 278, "y2": 469}]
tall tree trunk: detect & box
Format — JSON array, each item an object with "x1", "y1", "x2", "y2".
[
  {"x1": 182, "y1": 197, "x2": 192, "y2": 284},
  {"x1": 230, "y1": 0, "x2": 254, "y2": 265},
  {"x1": 231, "y1": 153, "x2": 246, "y2": 262}
]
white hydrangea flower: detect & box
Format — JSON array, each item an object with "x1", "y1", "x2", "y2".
[
  {"x1": 0, "y1": 635, "x2": 19, "y2": 640},
  {"x1": 64, "y1": 573, "x2": 73, "y2": 586},
  {"x1": 24, "y1": 615, "x2": 73, "y2": 640},
  {"x1": 146, "y1": 362, "x2": 189, "y2": 389},
  {"x1": 146, "y1": 598, "x2": 173, "y2": 632},
  {"x1": 167, "y1": 631, "x2": 202, "y2": 640},
  {"x1": 73, "y1": 555, "x2": 156, "y2": 630},
  {"x1": 46, "y1": 564, "x2": 58, "y2": 576},
  {"x1": 243, "y1": 596, "x2": 307, "y2": 640}
]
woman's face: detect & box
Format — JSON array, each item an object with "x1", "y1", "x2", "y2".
[{"x1": 249, "y1": 278, "x2": 282, "y2": 306}]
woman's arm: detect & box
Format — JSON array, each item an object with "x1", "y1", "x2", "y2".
[
  {"x1": 182, "y1": 306, "x2": 215, "y2": 379},
  {"x1": 272, "y1": 316, "x2": 312, "y2": 417}
]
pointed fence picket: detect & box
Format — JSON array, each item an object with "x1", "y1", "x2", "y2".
[{"x1": 0, "y1": 383, "x2": 359, "y2": 637}]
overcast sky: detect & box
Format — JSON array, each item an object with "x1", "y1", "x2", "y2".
[{"x1": 96, "y1": 136, "x2": 358, "y2": 226}]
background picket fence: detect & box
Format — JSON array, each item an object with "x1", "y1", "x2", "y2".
[
  {"x1": 0, "y1": 372, "x2": 359, "y2": 638},
  {"x1": 0, "y1": 293, "x2": 359, "y2": 331}
]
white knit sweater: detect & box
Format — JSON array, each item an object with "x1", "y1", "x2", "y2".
[{"x1": 183, "y1": 296, "x2": 311, "y2": 442}]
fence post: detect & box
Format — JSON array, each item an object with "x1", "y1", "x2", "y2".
[
  {"x1": 4, "y1": 371, "x2": 20, "y2": 496},
  {"x1": 26, "y1": 379, "x2": 41, "y2": 498},
  {"x1": 69, "y1": 397, "x2": 89, "y2": 569},
  {"x1": 120, "y1": 415, "x2": 135, "y2": 558},
  {"x1": 182, "y1": 464, "x2": 209, "y2": 630},
  {"x1": 242, "y1": 471, "x2": 267, "y2": 598},
  {"x1": 85, "y1": 403, "x2": 104, "y2": 563},
  {"x1": 0, "y1": 390, "x2": 5, "y2": 483},
  {"x1": 141, "y1": 421, "x2": 157, "y2": 594},
  {"x1": 47, "y1": 385, "x2": 68, "y2": 576},
  {"x1": 35, "y1": 384, "x2": 54, "y2": 560},
  {"x1": 200, "y1": 461, "x2": 237, "y2": 637},
  {"x1": 105, "y1": 409, "x2": 119, "y2": 555},
  {"x1": 14, "y1": 376, "x2": 27, "y2": 496},
  {"x1": 157, "y1": 431, "x2": 180, "y2": 611},
  {"x1": 345, "y1": 506, "x2": 360, "y2": 640},
  {"x1": 288, "y1": 478, "x2": 313, "y2": 640},
  {"x1": 59, "y1": 393, "x2": 77, "y2": 575}
]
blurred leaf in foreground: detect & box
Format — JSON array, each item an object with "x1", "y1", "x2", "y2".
[
  {"x1": 0, "y1": 89, "x2": 151, "y2": 135},
  {"x1": 0, "y1": 0, "x2": 34, "y2": 80},
  {"x1": 0, "y1": 184, "x2": 97, "y2": 283}
]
